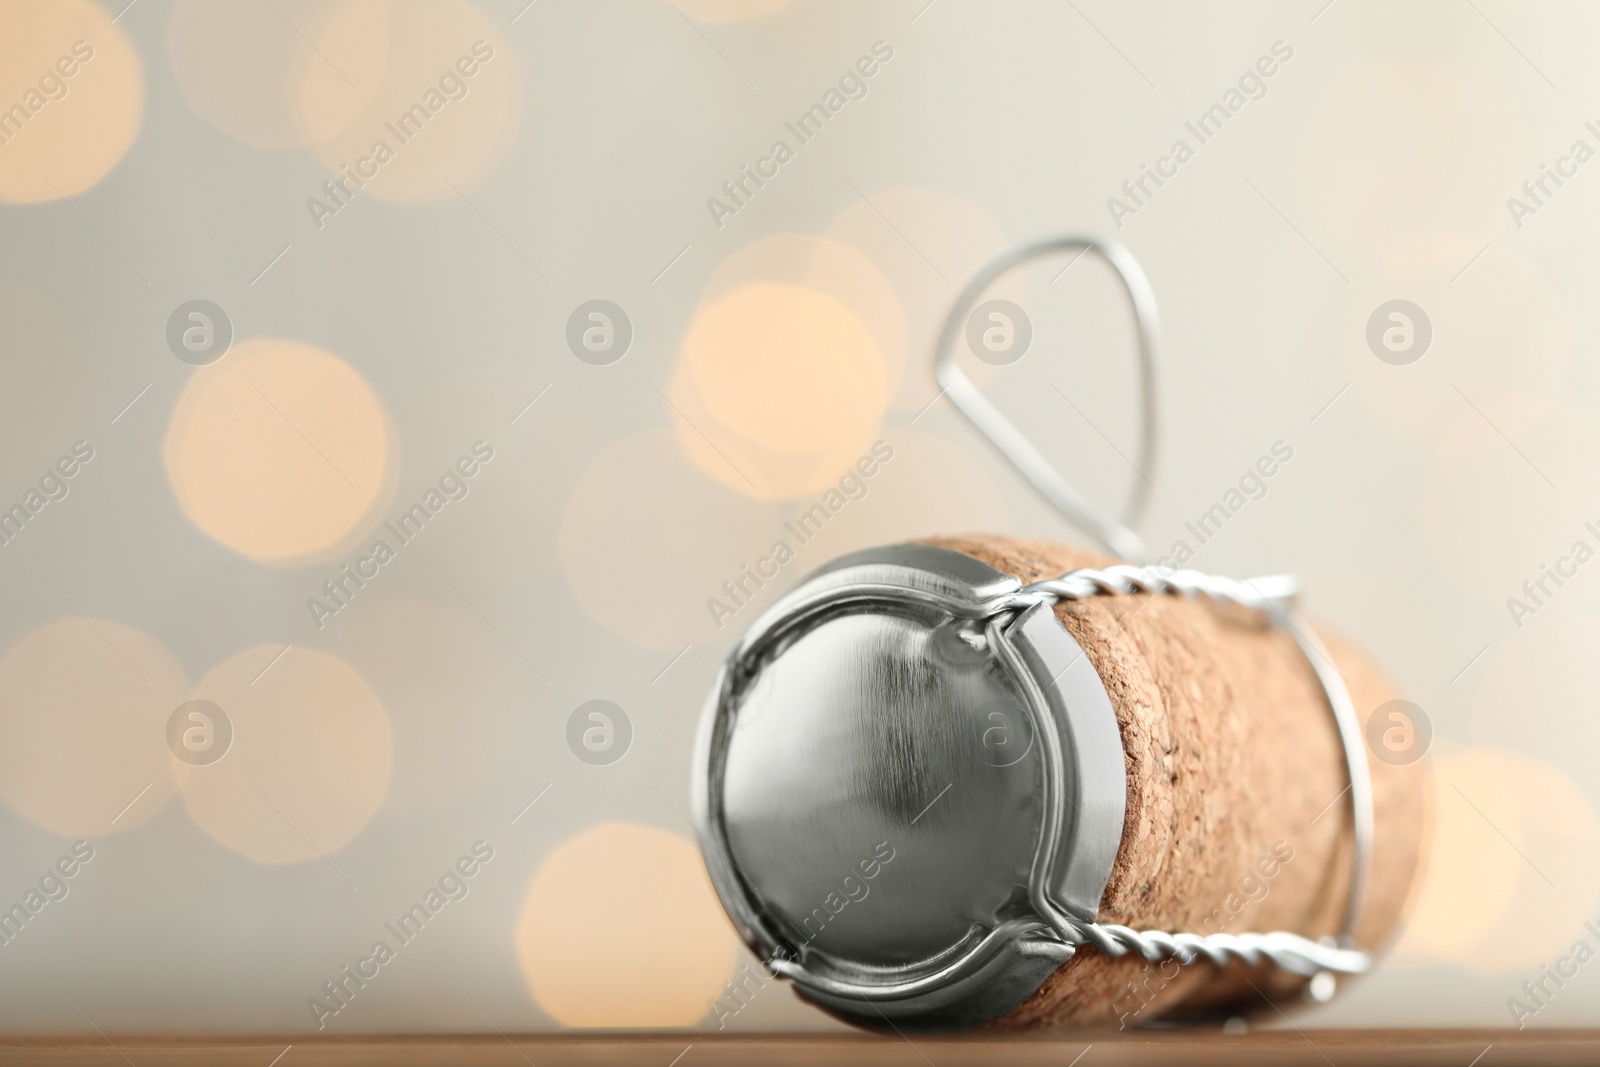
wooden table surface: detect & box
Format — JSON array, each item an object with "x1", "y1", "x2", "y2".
[{"x1": 0, "y1": 1031, "x2": 1589, "y2": 1066}]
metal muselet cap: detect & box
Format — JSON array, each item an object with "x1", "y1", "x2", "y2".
[{"x1": 693, "y1": 542, "x2": 1127, "y2": 1031}]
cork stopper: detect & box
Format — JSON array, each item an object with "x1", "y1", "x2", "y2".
[{"x1": 915, "y1": 534, "x2": 1430, "y2": 1029}]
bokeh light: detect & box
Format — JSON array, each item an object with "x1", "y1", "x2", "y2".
[
  {"x1": 667, "y1": 235, "x2": 896, "y2": 501},
  {"x1": 0, "y1": 618, "x2": 186, "y2": 836},
  {"x1": 683, "y1": 282, "x2": 887, "y2": 454},
  {"x1": 515, "y1": 822, "x2": 740, "y2": 1027},
  {"x1": 1471, "y1": 614, "x2": 1600, "y2": 802},
  {"x1": 176, "y1": 645, "x2": 392, "y2": 865},
  {"x1": 823, "y1": 187, "x2": 1021, "y2": 410},
  {"x1": 291, "y1": 0, "x2": 390, "y2": 145},
  {"x1": 701, "y1": 234, "x2": 907, "y2": 405},
  {"x1": 0, "y1": 0, "x2": 144, "y2": 204},
  {"x1": 167, "y1": 0, "x2": 323, "y2": 150},
  {"x1": 1395, "y1": 745, "x2": 1600, "y2": 974},
  {"x1": 1395, "y1": 746, "x2": 1525, "y2": 961},
  {"x1": 295, "y1": 0, "x2": 518, "y2": 202},
  {"x1": 163, "y1": 337, "x2": 394, "y2": 565}
]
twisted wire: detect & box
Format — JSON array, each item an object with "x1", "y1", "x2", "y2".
[
  {"x1": 1061, "y1": 920, "x2": 1368, "y2": 977},
  {"x1": 1022, "y1": 564, "x2": 1372, "y2": 979},
  {"x1": 1023, "y1": 563, "x2": 1298, "y2": 617}
]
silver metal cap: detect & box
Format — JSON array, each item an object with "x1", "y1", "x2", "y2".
[{"x1": 693, "y1": 544, "x2": 1127, "y2": 1031}]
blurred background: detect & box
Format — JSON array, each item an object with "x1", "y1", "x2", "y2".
[{"x1": 0, "y1": 0, "x2": 1597, "y2": 1036}]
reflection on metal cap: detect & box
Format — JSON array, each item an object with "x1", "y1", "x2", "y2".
[{"x1": 694, "y1": 543, "x2": 1126, "y2": 1031}]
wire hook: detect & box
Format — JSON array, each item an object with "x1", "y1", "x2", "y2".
[{"x1": 932, "y1": 235, "x2": 1161, "y2": 561}]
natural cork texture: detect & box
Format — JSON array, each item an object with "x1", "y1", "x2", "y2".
[{"x1": 917, "y1": 535, "x2": 1429, "y2": 1030}]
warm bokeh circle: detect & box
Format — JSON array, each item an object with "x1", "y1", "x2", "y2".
[
  {"x1": 515, "y1": 822, "x2": 740, "y2": 1027},
  {"x1": 0, "y1": 0, "x2": 144, "y2": 204},
  {"x1": 176, "y1": 645, "x2": 392, "y2": 866},
  {"x1": 163, "y1": 337, "x2": 394, "y2": 565},
  {"x1": 0, "y1": 618, "x2": 187, "y2": 836}
]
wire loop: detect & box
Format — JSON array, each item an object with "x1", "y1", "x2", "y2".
[{"x1": 932, "y1": 236, "x2": 1160, "y2": 560}]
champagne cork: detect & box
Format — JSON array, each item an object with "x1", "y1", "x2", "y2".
[
  {"x1": 916, "y1": 534, "x2": 1430, "y2": 1029},
  {"x1": 695, "y1": 533, "x2": 1428, "y2": 1032},
  {"x1": 694, "y1": 231, "x2": 1429, "y2": 1031}
]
